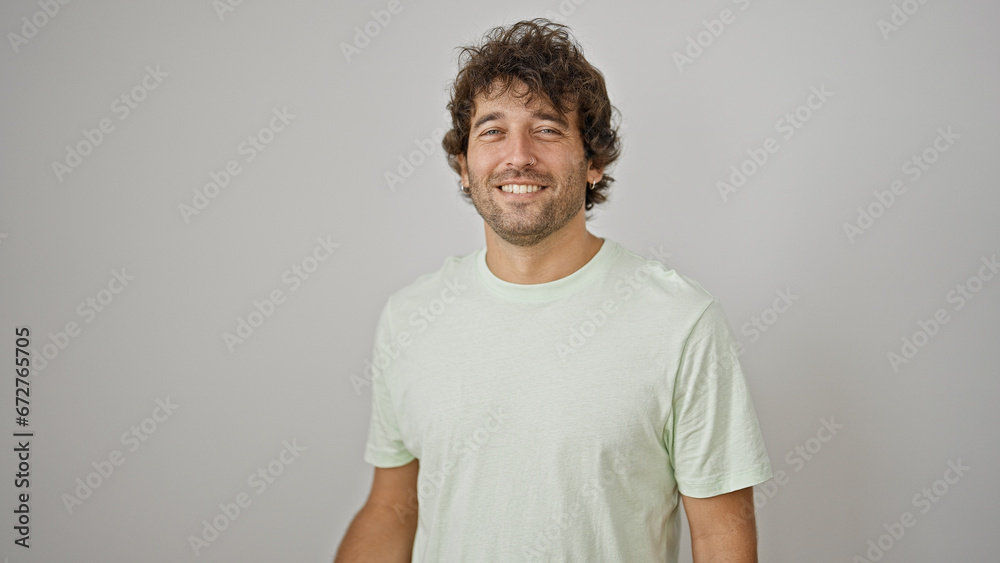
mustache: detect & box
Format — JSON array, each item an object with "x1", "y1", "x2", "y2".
[{"x1": 488, "y1": 170, "x2": 554, "y2": 186}]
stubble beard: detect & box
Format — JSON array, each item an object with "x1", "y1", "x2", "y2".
[{"x1": 467, "y1": 161, "x2": 589, "y2": 247}]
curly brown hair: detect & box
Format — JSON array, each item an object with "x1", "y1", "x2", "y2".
[{"x1": 442, "y1": 18, "x2": 622, "y2": 211}]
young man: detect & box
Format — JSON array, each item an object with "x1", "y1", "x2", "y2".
[{"x1": 336, "y1": 19, "x2": 771, "y2": 562}]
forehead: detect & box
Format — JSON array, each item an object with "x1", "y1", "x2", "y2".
[{"x1": 471, "y1": 79, "x2": 575, "y2": 125}]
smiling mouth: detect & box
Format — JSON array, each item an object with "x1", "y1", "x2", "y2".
[{"x1": 498, "y1": 184, "x2": 546, "y2": 194}]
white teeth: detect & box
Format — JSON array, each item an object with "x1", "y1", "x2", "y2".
[{"x1": 500, "y1": 184, "x2": 543, "y2": 193}]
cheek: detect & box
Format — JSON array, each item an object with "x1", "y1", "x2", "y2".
[
  {"x1": 466, "y1": 149, "x2": 501, "y2": 178},
  {"x1": 541, "y1": 144, "x2": 586, "y2": 167}
]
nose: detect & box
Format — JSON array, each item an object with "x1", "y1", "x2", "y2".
[{"x1": 505, "y1": 130, "x2": 536, "y2": 169}]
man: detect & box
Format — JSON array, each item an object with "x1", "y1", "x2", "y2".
[{"x1": 337, "y1": 19, "x2": 771, "y2": 562}]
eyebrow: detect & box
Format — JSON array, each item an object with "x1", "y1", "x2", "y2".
[{"x1": 472, "y1": 110, "x2": 570, "y2": 131}]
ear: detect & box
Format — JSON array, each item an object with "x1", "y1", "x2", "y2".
[
  {"x1": 457, "y1": 154, "x2": 470, "y2": 188},
  {"x1": 587, "y1": 162, "x2": 604, "y2": 185}
]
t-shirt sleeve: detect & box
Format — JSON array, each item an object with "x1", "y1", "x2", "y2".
[
  {"x1": 363, "y1": 301, "x2": 416, "y2": 468},
  {"x1": 667, "y1": 299, "x2": 772, "y2": 498}
]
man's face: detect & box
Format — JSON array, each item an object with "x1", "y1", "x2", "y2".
[{"x1": 458, "y1": 81, "x2": 598, "y2": 247}]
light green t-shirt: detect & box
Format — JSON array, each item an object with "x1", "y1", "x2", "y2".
[{"x1": 364, "y1": 239, "x2": 771, "y2": 562}]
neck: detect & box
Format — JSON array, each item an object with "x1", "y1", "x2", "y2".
[{"x1": 483, "y1": 214, "x2": 604, "y2": 284}]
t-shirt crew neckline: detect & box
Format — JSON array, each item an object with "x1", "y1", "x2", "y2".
[{"x1": 474, "y1": 238, "x2": 619, "y2": 302}]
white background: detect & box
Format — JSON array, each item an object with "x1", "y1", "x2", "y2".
[{"x1": 1, "y1": 0, "x2": 997, "y2": 561}]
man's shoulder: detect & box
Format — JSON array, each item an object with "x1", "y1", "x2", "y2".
[
  {"x1": 383, "y1": 248, "x2": 480, "y2": 310},
  {"x1": 608, "y1": 240, "x2": 717, "y2": 310}
]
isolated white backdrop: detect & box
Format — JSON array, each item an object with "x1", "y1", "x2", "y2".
[{"x1": 1, "y1": 0, "x2": 998, "y2": 561}]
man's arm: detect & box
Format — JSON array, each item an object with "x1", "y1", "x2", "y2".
[
  {"x1": 681, "y1": 487, "x2": 758, "y2": 563},
  {"x1": 335, "y1": 459, "x2": 419, "y2": 563}
]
